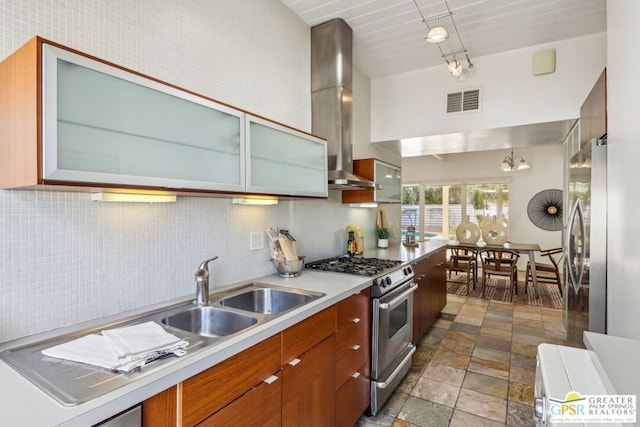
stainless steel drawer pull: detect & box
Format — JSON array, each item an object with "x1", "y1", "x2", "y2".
[
  {"x1": 288, "y1": 358, "x2": 301, "y2": 366},
  {"x1": 352, "y1": 344, "x2": 361, "y2": 351},
  {"x1": 352, "y1": 317, "x2": 361, "y2": 323},
  {"x1": 352, "y1": 372, "x2": 361, "y2": 379},
  {"x1": 264, "y1": 375, "x2": 279, "y2": 385}
]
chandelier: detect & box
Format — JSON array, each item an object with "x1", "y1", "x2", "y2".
[{"x1": 500, "y1": 149, "x2": 531, "y2": 172}]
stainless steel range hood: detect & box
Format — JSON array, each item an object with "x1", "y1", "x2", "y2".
[{"x1": 311, "y1": 19, "x2": 374, "y2": 190}]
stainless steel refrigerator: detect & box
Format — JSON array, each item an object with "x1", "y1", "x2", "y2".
[{"x1": 566, "y1": 137, "x2": 607, "y2": 333}]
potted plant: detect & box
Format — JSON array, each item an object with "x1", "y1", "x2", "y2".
[{"x1": 377, "y1": 227, "x2": 389, "y2": 248}]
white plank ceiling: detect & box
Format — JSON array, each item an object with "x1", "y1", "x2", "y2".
[
  {"x1": 283, "y1": 0, "x2": 606, "y2": 78},
  {"x1": 282, "y1": 0, "x2": 606, "y2": 156}
]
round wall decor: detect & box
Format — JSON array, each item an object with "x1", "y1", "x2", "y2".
[{"x1": 527, "y1": 189, "x2": 563, "y2": 231}]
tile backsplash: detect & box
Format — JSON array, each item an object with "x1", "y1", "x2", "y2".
[{"x1": 0, "y1": 189, "x2": 377, "y2": 342}]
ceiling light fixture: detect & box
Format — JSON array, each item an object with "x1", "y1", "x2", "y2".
[
  {"x1": 413, "y1": 0, "x2": 473, "y2": 79},
  {"x1": 447, "y1": 58, "x2": 462, "y2": 77},
  {"x1": 500, "y1": 149, "x2": 531, "y2": 172},
  {"x1": 425, "y1": 19, "x2": 448, "y2": 43},
  {"x1": 91, "y1": 192, "x2": 177, "y2": 203}
]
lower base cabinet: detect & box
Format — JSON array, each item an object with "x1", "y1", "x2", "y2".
[
  {"x1": 335, "y1": 365, "x2": 370, "y2": 427},
  {"x1": 335, "y1": 289, "x2": 370, "y2": 427},
  {"x1": 412, "y1": 248, "x2": 447, "y2": 343},
  {"x1": 199, "y1": 374, "x2": 282, "y2": 427},
  {"x1": 282, "y1": 335, "x2": 336, "y2": 427},
  {"x1": 143, "y1": 301, "x2": 373, "y2": 427},
  {"x1": 143, "y1": 333, "x2": 281, "y2": 427}
]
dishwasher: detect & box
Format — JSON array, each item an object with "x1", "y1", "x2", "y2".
[{"x1": 95, "y1": 405, "x2": 141, "y2": 427}]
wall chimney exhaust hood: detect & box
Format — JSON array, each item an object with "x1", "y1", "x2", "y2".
[{"x1": 311, "y1": 19, "x2": 374, "y2": 190}]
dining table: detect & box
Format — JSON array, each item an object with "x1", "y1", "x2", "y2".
[{"x1": 447, "y1": 241, "x2": 543, "y2": 299}]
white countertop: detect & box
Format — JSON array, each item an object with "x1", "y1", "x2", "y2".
[
  {"x1": 361, "y1": 239, "x2": 446, "y2": 263},
  {"x1": 583, "y1": 331, "x2": 640, "y2": 399},
  {"x1": 0, "y1": 242, "x2": 445, "y2": 427}
]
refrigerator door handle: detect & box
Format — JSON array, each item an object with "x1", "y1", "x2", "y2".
[{"x1": 566, "y1": 198, "x2": 586, "y2": 294}]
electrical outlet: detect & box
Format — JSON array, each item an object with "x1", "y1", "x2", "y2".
[{"x1": 250, "y1": 231, "x2": 264, "y2": 250}]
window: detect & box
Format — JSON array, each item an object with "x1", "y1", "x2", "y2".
[{"x1": 402, "y1": 182, "x2": 509, "y2": 241}]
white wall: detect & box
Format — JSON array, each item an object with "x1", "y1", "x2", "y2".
[
  {"x1": 371, "y1": 33, "x2": 606, "y2": 142},
  {"x1": 351, "y1": 67, "x2": 402, "y2": 241},
  {"x1": 0, "y1": 0, "x2": 378, "y2": 342},
  {"x1": 403, "y1": 144, "x2": 564, "y2": 266},
  {"x1": 605, "y1": 1, "x2": 640, "y2": 339}
]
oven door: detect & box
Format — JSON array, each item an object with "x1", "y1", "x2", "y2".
[{"x1": 372, "y1": 280, "x2": 417, "y2": 378}]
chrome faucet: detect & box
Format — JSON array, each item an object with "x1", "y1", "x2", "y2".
[{"x1": 194, "y1": 256, "x2": 218, "y2": 306}]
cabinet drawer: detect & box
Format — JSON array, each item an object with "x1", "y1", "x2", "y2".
[
  {"x1": 282, "y1": 306, "x2": 336, "y2": 364},
  {"x1": 198, "y1": 372, "x2": 281, "y2": 427},
  {"x1": 335, "y1": 364, "x2": 370, "y2": 427},
  {"x1": 335, "y1": 318, "x2": 368, "y2": 361},
  {"x1": 336, "y1": 336, "x2": 368, "y2": 388},
  {"x1": 337, "y1": 288, "x2": 370, "y2": 330},
  {"x1": 180, "y1": 334, "x2": 281, "y2": 427}
]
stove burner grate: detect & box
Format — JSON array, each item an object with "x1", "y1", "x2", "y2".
[{"x1": 305, "y1": 256, "x2": 402, "y2": 277}]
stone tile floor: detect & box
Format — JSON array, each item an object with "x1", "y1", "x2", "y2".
[{"x1": 357, "y1": 293, "x2": 588, "y2": 427}]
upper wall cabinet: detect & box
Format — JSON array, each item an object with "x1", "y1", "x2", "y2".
[
  {"x1": 0, "y1": 37, "x2": 328, "y2": 198},
  {"x1": 342, "y1": 158, "x2": 401, "y2": 204},
  {"x1": 1, "y1": 38, "x2": 245, "y2": 192},
  {"x1": 246, "y1": 115, "x2": 328, "y2": 198}
]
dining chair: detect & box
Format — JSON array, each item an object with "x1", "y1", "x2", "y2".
[
  {"x1": 478, "y1": 248, "x2": 520, "y2": 301},
  {"x1": 446, "y1": 247, "x2": 477, "y2": 295},
  {"x1": 526, "y1": 247, "x2": 564, "y2": 296}
]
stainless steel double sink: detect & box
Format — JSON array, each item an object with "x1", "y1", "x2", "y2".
[
  {"x1": 161, "y1": 284, "x2": 324, "y2": 337},
  {"x1": 0, "y1": 283, "x2": 324, "y2": 406}
]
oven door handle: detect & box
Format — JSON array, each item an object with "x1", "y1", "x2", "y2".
[
  {"x1": 375, "y1": 344, "x2": 416, "y2": 389},
  {"x1": 378, "y1": 282, "x2": 417, "y2": 310}
]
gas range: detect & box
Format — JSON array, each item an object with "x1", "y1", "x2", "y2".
[
  {"x1": 305, "y1": 255, "x2": 413, "y2": 297},
  {"x1": 306, "y1": 254, "x2": 417, "y2": 416},
  {"x1": 305, "y1": 255, "x2": 401, "y2": 276}
]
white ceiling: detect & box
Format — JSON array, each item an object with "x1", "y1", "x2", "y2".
[
  {"x1": 282, "y1": 0, "x2": 606, "y2": 157},
  {"x1": 394, "y1": 119, "x2": 577, "y2": 157}
]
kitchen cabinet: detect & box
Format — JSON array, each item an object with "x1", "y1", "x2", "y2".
[
  {"x1": 198, "y1": 374, "x2": 281, "y2": 427},
  {"x1": 335, "y1": 289, "x2": 370, "y2": 427},
  {"x1": 341, "y1": 158, "x2": 401, "y2": 204},
  {"x1": 0, "y1": 37, "x2": 328, "y2": 198},
  {"x1": 412, "y1": 248, "x2": 446, "y2": 343},
  {"x1": 580, "y1": 68, "x2": 607, "y2": 148},
  {"x1": 428, "y1": 248, "x2": 447, "y2": 327},
  {"x1": 1, "y1": 37, "x2": 245, "y2": 192},
  {"x1": 143, "y1": 334, "x2": 281, "y2": 427},
  {"x1": 282, "y1": 306, "x2": 337, "y2": 427},
  {"x1": 412, "y1": 256, "x2": 428, "y2": 344},
  {"x1": 142, "y1": 307, "x2": 338, "y2": 427},
  {"x1": 246, "y1": 114, "x2": 328, "y2": 198}
]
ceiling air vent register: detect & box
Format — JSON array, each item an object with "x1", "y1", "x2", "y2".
[{"x1": 446, "y1": 88, "x2": 480, "y2": 114}]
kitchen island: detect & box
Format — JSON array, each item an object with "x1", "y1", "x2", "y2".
[{"x1": 0, "y1": 240, "x2": 446, "y2": 426}]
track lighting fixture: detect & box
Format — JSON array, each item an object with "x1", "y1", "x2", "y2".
[{"x1": 413, "y1": 0, "x2": 474, "y2": 79}]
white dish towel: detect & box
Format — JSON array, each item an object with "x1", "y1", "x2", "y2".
[{"x1": 42, "y1": 321, "x2": 189, "y2": 372}]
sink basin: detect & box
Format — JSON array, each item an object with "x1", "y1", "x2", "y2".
[
  {"x1": 219, "y1": 286, "x2": 322, "y2": 314},
  {"x1": 161, "y1": 306, "x2": 257, "y2": 337}
]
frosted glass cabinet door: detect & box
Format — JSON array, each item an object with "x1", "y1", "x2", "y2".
[
  {"x1": 246, "y1": 115, "x2": 327, "y2": 197},
  {"x1": 375, "y1": 161, "x2": 401, "y2": 203},
  {"x1": 41, "y1": 44, "x2": 245, "y2": 192}
]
